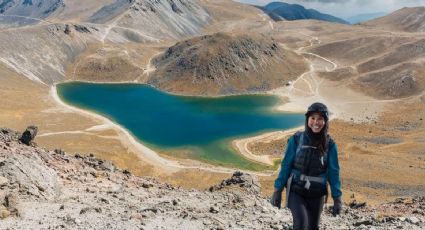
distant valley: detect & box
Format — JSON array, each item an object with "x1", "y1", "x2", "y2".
[{"x1": 345, "y1": 12, "x2": 387, "y2": 24}]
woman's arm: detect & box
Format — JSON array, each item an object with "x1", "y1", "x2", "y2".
[
  {"x1": 274, "y1": 136, "x2": 297, "y2": 191},
  {"x1": 327, "y1": 143, "x2": 342, "y2": 198}
]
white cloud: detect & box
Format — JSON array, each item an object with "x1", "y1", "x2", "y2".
[{"x1": 236, "y1": 0, "x2": 425, "y2": 18}]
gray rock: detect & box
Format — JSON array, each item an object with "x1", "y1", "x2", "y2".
[
  {"x1": 0, "y1": 176, "x2": 8, "y2": 186},
  {"x1": 100, "y1": 160, "x2": 115, "y2": 172},
  {"x1": 5, "y1": 193, "x2": 19, "y2": 216},
  {"x1": 210, "y1": 206, "x2": 219, "y2": 214},
  {"x1": 19, "y1": 126, "x2": 38, "y2": 145},
  {"x1": 209, "y1": 171, "x2": 261, "y2": 194},
  {"x1": 0, "y1": 209, "x2": 11, "y2": 219},
  {"x1": 0, "y1": 153, "x2": 61, "y2": 199},
  {"x1": 407, "y1": 216, "x2": 420, "y2": 225}
]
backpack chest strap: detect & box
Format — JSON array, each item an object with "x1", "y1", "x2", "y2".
[{"x1": 299, "y1": 174, "x2": 326, "y2": 184}]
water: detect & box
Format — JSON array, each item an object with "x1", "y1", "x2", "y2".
[{"x1": 57, "y1": 82, "x2": 305, "y2": 170}]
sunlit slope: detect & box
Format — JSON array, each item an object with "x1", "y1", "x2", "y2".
[
  {"x1": 364, "y1": 7, "x2": 425, "y2": 32},
  {"x1": 148, "y1": 32, "x2": 308, "y2": 95}
]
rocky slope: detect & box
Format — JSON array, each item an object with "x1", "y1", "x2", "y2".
[
  {"x1": 1, "y1": 126, "x2": 424, "y2": 229},
  {"x1": 0, "y1": 0, "x2": 211, "y2": 85},
  {"x1": 86, "y1": 0, "x2": 211, "y2": 40},
  {"x1": 308, "y1": 33, "x2": 425, "y2": 99},
  {"x1": 0, "y1": 0, "x2": 64, "y2": 27},
  {"x1": 148, "y1": 32, "x2": 307, "y2": 95},
  {"x1": 0, "y1": 23, "x2": 100, "y2": 85}
]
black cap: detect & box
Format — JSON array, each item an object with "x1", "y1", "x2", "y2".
[{"x1": 305, "y1": 102, "x2": 329, "y2": 121}]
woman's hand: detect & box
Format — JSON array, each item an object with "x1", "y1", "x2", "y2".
[
  {"x1": 270, "y1": 189, "x2": 283, "y2": 209},
  {"x1": 332, "y1": 196, "x2": 342, "y2": 216}
]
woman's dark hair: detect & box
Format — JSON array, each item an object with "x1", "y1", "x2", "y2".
[{"x1": 305, "y1": 102, "x2": 329, "y2": 154}]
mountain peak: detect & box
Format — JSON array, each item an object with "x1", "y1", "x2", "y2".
[{"x1": 148, "y1": 32, "x2": 308, "y2": 95}]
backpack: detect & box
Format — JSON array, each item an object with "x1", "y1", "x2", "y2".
[{"x1": 289, "y1": 131, "x2": 334, "y2": 198}]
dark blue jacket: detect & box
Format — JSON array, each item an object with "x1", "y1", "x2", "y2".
[{"x1": 274, "y1": 134, "x2": 342, "y2": 198}]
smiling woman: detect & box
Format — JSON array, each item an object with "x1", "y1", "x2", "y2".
[{"x1": 57, "y1": 82, "x2": 305, "y2": 170}]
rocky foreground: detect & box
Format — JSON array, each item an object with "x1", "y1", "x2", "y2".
[{"x1": 0, "y1": 127, "x2": 424, "y2": 229}]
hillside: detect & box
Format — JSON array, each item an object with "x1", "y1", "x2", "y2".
[
  {"x1": 147, "y1": 32, "x2": 308, "y2": 95},
  {"x1": 1, "y1": 127, "x2": 424, "y2": 229},
  {"x1": 307, "y1": 33, "x2": 425, "y2": 99},
  {"x1": 0, "y1": 0, "x2": 211, "y2": 85},
  {"x1": 0, "y1": 0, "x2": 64, "y2": 27},
  {"x1": 364, "y1": 7, "x2": 425, "y2": 32},
  {"x1": 263, "y1": 2, "x2": 348, "y2": 24}
]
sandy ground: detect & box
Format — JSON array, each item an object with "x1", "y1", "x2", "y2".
[{"x1": 232, "y1": 128, "x2": 301, "y2": 165}]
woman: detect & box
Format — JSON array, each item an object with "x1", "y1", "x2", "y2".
[{"x1": 271, "y1": 102, "x2": 342, "y2": 230}]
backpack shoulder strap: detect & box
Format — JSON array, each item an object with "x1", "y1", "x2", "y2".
[
  {"x1": 293, "y1": 131, "x2": 304, "y2": 157},
  {"x1": 323, "y1": 135, "x2": 335, "y2": 164},
  {"x1": 326, "y1": 135, "x2": 335, "y2": 152}
]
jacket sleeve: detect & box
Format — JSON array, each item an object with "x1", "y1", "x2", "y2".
[
  {"x1": 274, "y1": 136, "x2": 297, "y2": 191},
  {"x1": 327, "y1": 143, "x2": 342, "y2": 198}
]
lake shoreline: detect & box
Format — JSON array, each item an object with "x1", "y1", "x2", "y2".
[
  {"x1": 50, "y1": 84, "x2": 182, "y2": 173},
  {"x1": 53, "y1": 78, "x2": 385, "y2": 173},
  {"x1": 51, "y1": 84, "x2": 279, "y2": 176}
]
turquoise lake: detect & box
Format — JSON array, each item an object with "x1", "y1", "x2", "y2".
[{"x1": 57, "y1": 82, "x2": 305, "y2": 170}]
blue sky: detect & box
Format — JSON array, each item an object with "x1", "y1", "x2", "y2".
[{"x1": 236, "y1": 0, "x2": 425, "y2": 18}]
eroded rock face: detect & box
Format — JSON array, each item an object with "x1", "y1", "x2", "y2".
[
  {"x1": 1, "y1": 127, "x2": 61, "y2": 200},
  {"x1": 1, "y1": 154, "x2": 61, "y2": 198}
]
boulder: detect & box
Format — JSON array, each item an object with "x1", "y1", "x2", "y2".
[
  {"x1": 19, "y1": 126, "x2": 38, "y2": 145},
  {"x1": 4, "y1": 194, "x2": 19, "y2": 216},
  {"x1": 0, "y1": 209, "x2": 10, "y2": 219},
  {"x1": 209, "y1": 171, "x2": 261, "y2": 194}
]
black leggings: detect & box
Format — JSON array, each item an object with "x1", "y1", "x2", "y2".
[{"x1": 287, "y1": 192, "x2": 325, "y2": 230}]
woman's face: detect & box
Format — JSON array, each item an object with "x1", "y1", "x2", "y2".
[{"x1": 308, "y1": 112, "x2": 326, "y2": 133}]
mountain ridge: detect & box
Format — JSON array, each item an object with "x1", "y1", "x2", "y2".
[
  {"x1": 262, "y1": 1, "x2": 348, "y2": 24},
  {"x1": 364, "y1": 6, "x2": 425, "y2": 32}
]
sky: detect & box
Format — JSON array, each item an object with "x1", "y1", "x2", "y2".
[{"x1": 236, "y1": 0, "x2": 425, "y2": 18}]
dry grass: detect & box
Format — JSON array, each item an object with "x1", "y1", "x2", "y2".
[{"x1": 66, "y1": 43, "x2": 169, "y2": 83}]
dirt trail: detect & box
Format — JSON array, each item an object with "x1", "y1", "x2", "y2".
[{"x1": 233, "y1": 32, "x2": 400, "y2": 165}]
